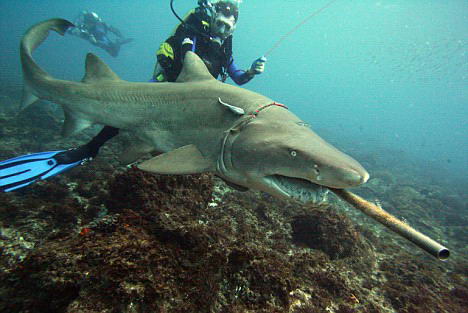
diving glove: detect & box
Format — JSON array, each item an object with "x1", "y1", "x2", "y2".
[{"x1": 249, "y1": 56, "x2": 267, "y2": 75}]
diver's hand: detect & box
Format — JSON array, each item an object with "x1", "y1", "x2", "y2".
[
  {"x1": 89, "y1": 34, "x2": 97, "y2": 44},
  {"x1": 67, "y1": 27, "x2": 79, "y2": 36},
  {"x1": 181, "y1": 38, "x2": 195, "y2": 57},
  {"x1": 182, "y1": 37, "x2": 194, "y2": 47},
  {"x1": 248, "y1": 56, "x2": 267, "y2": 75}
]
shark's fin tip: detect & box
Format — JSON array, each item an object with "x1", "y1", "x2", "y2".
[
  {"x1": 20, "y1": 93, "x2": 39, "y2": 111},
  {"x1": 176, "y1": 52, "x2": 217, "y2": 83},
  {"x1": 82, "y1": 53, "x2": 121, "y2": 83},
  {"x1": 19, "y1": 84, "x2": 39, "y2": 111}
]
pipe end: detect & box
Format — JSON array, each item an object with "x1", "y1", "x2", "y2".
[{"x1": 438, "y1": 248, "x2": 450, "y2": 261}]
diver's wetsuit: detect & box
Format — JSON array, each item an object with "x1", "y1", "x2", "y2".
[
  {"x1": 69, "y1": 12, "x2": 132, "y2": 58},
  {"x1": 153, "y1": 9, "x2": 254, "y2": 84}
]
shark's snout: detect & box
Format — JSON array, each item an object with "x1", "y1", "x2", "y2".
[
  {"x1": 338, "y1": 167, "x2": 370, "y2": 187},
  {"x1": 311, "y1": 160, "x2": 370, "y2": 189},
  {"x1": 360, "y1": 169, "x2": 370, "y2": 184}
]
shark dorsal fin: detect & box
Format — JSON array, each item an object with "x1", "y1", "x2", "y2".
[
  {"x1": 82, "y1": 53, "x2": 121, "y2": 83},
  {"x1": 176, "y1": 51, "x2": 216, "y2": 83}
]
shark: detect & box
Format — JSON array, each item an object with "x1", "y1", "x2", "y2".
[{"x1": 19, "y1": 18, "x2": 369, "y2": 204}]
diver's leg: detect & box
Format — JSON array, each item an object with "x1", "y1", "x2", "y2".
[
  {"x1": 0, "y1": 126, "x2": 119, "y2": 192},
  {"x1": 108, "y1": 43, "x2": 120, "y2": 57},
  {"x1": 57, "y1": 126, "x2": 119, "y2": 163}
]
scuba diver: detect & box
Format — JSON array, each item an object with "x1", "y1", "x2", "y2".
[
  {"x1": 68, "y1": 10, "x2": 133, "y2": 57},
  {"x1": 152, "y1": 0, "x2": 266, "y2": 84},
  {"x1": 0, "y1": 0, "x2": 267, "y2": 193}
]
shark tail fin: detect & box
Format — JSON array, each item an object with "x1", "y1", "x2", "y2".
[
  {"x1": 20, "y1": 18, "x2": 73, "y2": 57},
  {"x1": 19, "y1": 18, "x2": 74, "y2": 111}
]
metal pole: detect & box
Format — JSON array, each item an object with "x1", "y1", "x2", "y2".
[{"x1": 330, "y1": 188, "x2": 450, "y2": 260}]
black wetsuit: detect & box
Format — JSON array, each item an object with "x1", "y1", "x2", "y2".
[{"x1": 156, "y1": 10, "x2": 233, "y2": 82}]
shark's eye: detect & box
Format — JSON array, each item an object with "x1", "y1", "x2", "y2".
[{"x1": 290, "y1": 150, "x2": 297, "y2": 157}]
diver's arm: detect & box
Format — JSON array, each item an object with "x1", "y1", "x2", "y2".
[
  {"x1": 180, "y1": 37, "x2": 196, "y2": 59},
  {"x1": 227, "y1": 58, "x2": 254, "y2": 85},
  {"x1": 152, "y1": 10, "x2": 206, "y2": 82},
  {"x1": 73, "y1": 13, "x2": 85, "y2": 28},
  {"x1": 228, "y1": 56, "x2": 267, "y2": 85},
  {"x1": 68, "y1": 13, "x2": 86, "y2": 37},
  {"x1": 153, "y1": 36, "x2": 179, "y2": 82},
  {"x1": 107, "y1": 25, "x2": 123, "y2": 38}
]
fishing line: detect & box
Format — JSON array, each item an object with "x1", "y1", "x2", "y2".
[{"x1": 264, "y1": 0, "x2": 339, "y2": 58}]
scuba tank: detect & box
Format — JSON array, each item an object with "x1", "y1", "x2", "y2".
[
  {"x1": 197, "y1": 0, "x2": 215, "y2": 18},
  {"x1": 196, "y1": 0, "x2": 223, "y2": 47}
]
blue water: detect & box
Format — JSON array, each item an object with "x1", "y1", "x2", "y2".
[{"x1": 0, "y1": 0, "x2": 466, "y2": 183}]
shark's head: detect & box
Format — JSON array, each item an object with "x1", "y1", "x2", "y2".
[{"x1": 226, "y1": 106, "x2": 369, "y2": 202}]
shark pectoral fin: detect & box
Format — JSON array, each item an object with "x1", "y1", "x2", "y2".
[
  {"x1": 120, "y1": 141, "x2": 156, "y2": 164},
  {"x1": 176, "y1": 51, "x2": 217, "y2": 83},
  {"x1": 138, "y1": 144, "x2": 213, "y2": 174},
  {"x1": 62, "y1": 111, "x2": 92, "y2": 137},
  {"x1": 81, "y1": 53, "x2": 121, "y2": 83}
]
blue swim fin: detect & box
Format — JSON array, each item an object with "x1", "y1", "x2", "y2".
[{"x1": 0, "y1": 150, "x2": 83, "y2": 192}]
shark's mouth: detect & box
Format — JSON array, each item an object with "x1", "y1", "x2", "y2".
[{"x1": 265, "y1": 175, "x2": 329, "y2": 204}]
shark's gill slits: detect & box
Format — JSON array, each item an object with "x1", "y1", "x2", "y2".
[{"x1": 266, "y1": 175, "x2": 329, "y2": 204}]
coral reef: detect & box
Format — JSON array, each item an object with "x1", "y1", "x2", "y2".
[{"x1": 0, "y1": 91, "x2": 467, "y2": 313}]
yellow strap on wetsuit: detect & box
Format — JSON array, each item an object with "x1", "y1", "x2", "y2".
[
  {"x1": 156, "y1": 8, "x2": 211, "y2": 60},
  {"x1": 157, "y1": 42, "x2": 174, "y2": 60}
]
